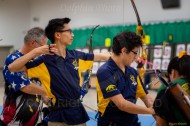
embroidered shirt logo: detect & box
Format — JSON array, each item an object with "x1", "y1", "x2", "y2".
[
  {"x1": 106, "y1": 84, "x2": 117, "y2": 92},
  {"x1": 72, "y1": 59, "x2": 78, "y2": 70},
  {"x1": 130, "y1": 75, "x2": 137, "y2": 86}
]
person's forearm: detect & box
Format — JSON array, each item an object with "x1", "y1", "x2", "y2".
[
  {"x1": 141, "y1": 94, "x2": 154, "y2": 108},
  {"x1": 94, "y1": 52, "x2": 110, "y2": 61},
  {"x1": 9, "y1": 49, "x2": 38, "y2": 72},
  {"x1": 141, "y1": 94, "x2": 156, "y2": 119},
  {"x1": 20, "y1": 83, "x2": 47, "y2": 97},
  {"x1": 111, "y1": 94, "x2": 154, "y2": 114},
  {"x1": 119, "y1": 100, "x2": 154, "y2": 114},
  {"x1": 9, "y1": 44, "x2": 57, "y2": 72}
]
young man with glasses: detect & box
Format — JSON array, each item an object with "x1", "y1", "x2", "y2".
[
  {"x1": 8, "y1": 18, "x2": 110, "y2": 126},
  {"x1": 96, "y1": 31, "x2": 155, "y2": 126},
  {"x1": 0, "y1": 27, "x2": 50, "y2": 126}
]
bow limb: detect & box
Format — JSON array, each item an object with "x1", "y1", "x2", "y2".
[
  {"x1": 89, "y1": 25, "x2": 100, "y2": 53},
  {"x1": 130, "y1": 0, "x2": 147, "y2": 82},
  {"x1": 80, "y1": 25, "x2": 100, "y2": 101}
]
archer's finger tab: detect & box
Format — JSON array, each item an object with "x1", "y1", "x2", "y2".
[{"x1": 48, "y1": 45, "x2": 53, "y2": 53}]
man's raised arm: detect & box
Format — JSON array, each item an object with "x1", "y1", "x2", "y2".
[{"x1": 9, "y1": 44, "x2": 56, "y2": 72}]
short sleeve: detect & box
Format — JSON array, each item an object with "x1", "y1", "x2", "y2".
[
  {"x1": 97, "y1": 68, "x2": 120, "y2": 99},
  {"x1": 75, "y1": 50, "x2": 94, "y2": 72},
  {"x1": 75, "y1": 50, "x2": 94, "y2": 61},
  {"x1": 25, "y1": 55, "x2": 44, "y2": 69},
  {"x1": 3, "y1": 53, "x2": 31, "y2": 92}
]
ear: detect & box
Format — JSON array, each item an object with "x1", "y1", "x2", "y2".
[
  {"x1": 54, "y1": 32, "x2": 61, "y2": 39},
  {"x1": 171, "y1": 69, "x2": 176, "y2": 79},
  {"x1": 121, "y1": 48, "x2": 127, "y2": 55},
  {"x1": 30, "y1": 40, "x2": 35, "y2": 46}
]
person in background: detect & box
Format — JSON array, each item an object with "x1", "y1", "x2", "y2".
[
  {"x1": 0, "y1": 27, "x2": 51, "y2": 126},
  {"x1": 8, "y1": 17, "x2": 110, "y2": 126},
  {"x1": 96, "y1": 31, "x2": 155, "y2": 126},
  {"x1": 155, "y1": 51, "x2": 190, "y2": 126}
]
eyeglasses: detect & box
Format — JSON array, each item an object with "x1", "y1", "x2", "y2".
[
  {"x1": 57, "y1": 29, "x2": 73, "y2": 34},
  {"x1": 34, "y1": 40, "x2": 43, "y2": 46},
  {"x1": 131, "y1": 50, "x2": 138, "y2": 55}
]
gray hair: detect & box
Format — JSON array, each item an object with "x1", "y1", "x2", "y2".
[{"x1": 24, "y1": 27, "x2": 45, "y2": 44}]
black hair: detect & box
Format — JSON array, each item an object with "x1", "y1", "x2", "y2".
[
  {"x1": 112, "y1": 31, "x2": 142, "y2": 55},
  {"x1": 45, "y1": 18, "x2": 70, "y2": 43},
  {"x1": 167, "y1": 55, "x2": 190, "y2": 83}
]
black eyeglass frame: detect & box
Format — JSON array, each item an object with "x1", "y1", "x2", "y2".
[
  {"x1": 34, "y1": 40, "x2": 44, "y2": 46},
  {"x1": 131, "y1": 50, "x2": 138, "y2": 55},
  {"x1": 57, "y1": 29, "x2": 73, "y2": 34}
]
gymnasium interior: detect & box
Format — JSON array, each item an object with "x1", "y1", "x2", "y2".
[{"x1": 0, "y1": 0, "x2": 190, "y2": 125}]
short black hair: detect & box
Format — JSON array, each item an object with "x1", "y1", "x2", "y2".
[
  {"x1": 167, "y1": 55, "x2": 190, "y2": 83},
  {"x1": 112, "y1": 31, "x2": 142, "y2": 55},
  {"x1": 45, "y1": 18, "x2": 70, "y2": 43}
]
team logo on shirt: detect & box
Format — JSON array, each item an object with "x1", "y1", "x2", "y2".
[
  {"x1": 130, "y1": 75, "x2": 137, "y2": 86},
  {"x1": 106, "y1": 84, "x2": 117, "y2": 92},
  {"x1": 72, "y1": 59, "x2": 79, "y2": 70},
  {"x1": 182, "y1": 83, "x2": 190, "y2": 95}
]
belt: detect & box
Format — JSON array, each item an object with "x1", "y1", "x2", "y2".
[{"x1": 49, "y1": 99, "x2": 81, "y2": 111}]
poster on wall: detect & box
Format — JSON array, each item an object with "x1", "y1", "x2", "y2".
[
  {"x1": 92, "y1": 62, "x2": 99, "y2": 74},
  {"x1": 176, "y1": 44, "x2": 185, "y2": 56},
  {"x1": 187, "y1": 44, "x2": 190, "y2": 55},
  {"x1": 163, "y1": 46, "x2": 171, "y2": 59},
  {"x1": 153, "y1": 59, "x2": 161, "y2": 70},
  {"x1": 154, "y1": 45, "x2": 162, "y2": 58},
  {"x1": 161, "y1": 59, "x2": 170, "y2": 70}
]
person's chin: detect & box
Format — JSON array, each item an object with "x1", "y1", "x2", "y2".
[{"x1": 67, "y1": 42, "x2": 72, "y2": 46}]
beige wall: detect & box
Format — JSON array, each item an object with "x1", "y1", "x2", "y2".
[{"x1": 0, "y1": 0, "x2": 30, "y2": 49}]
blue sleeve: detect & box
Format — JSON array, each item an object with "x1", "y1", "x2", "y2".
[
  {"x1": 75, "y1": 50, "x2": 94, "y2": 61},
  {"x1": 25, "y1": 55, "x2": 44, "y2": 69},
  {"x1": 97, "y1": 67, "x2": 120, "y2": 98},
  {"x1": 3, "y1": 53, "x2": 31, "y2": 92}
]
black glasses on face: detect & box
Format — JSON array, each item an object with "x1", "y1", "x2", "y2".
[
  {"x1": 57, "y1": 29, "x2": 73, "y2": 34},
  {"x1": 131, "y1": 50, "x2": 138, "y2": 55}
]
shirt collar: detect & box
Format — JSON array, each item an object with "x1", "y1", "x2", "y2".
[
  {"x1": 109, "y1": 57, "x2": 128, "y2": 74},
  {"x1": 16, "y1": 50, "x2": 24, "y2": 56},
  {"x1": 172, "y1": 78, "x2": 188, "y2": 85},
  {"x1": 65, "y1": 49, "x2": 75, "y2": 60},
  {"x1": 54, "y1": 49, "x2": 75, "y2": 60}
]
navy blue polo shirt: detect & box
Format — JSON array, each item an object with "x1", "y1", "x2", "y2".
[
  {"x1": 26, "y1": 50, "x2": 94, "y2": 125},
  {"x1": 96, "y1": 58, "x2": 148, "y2": 126}
]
